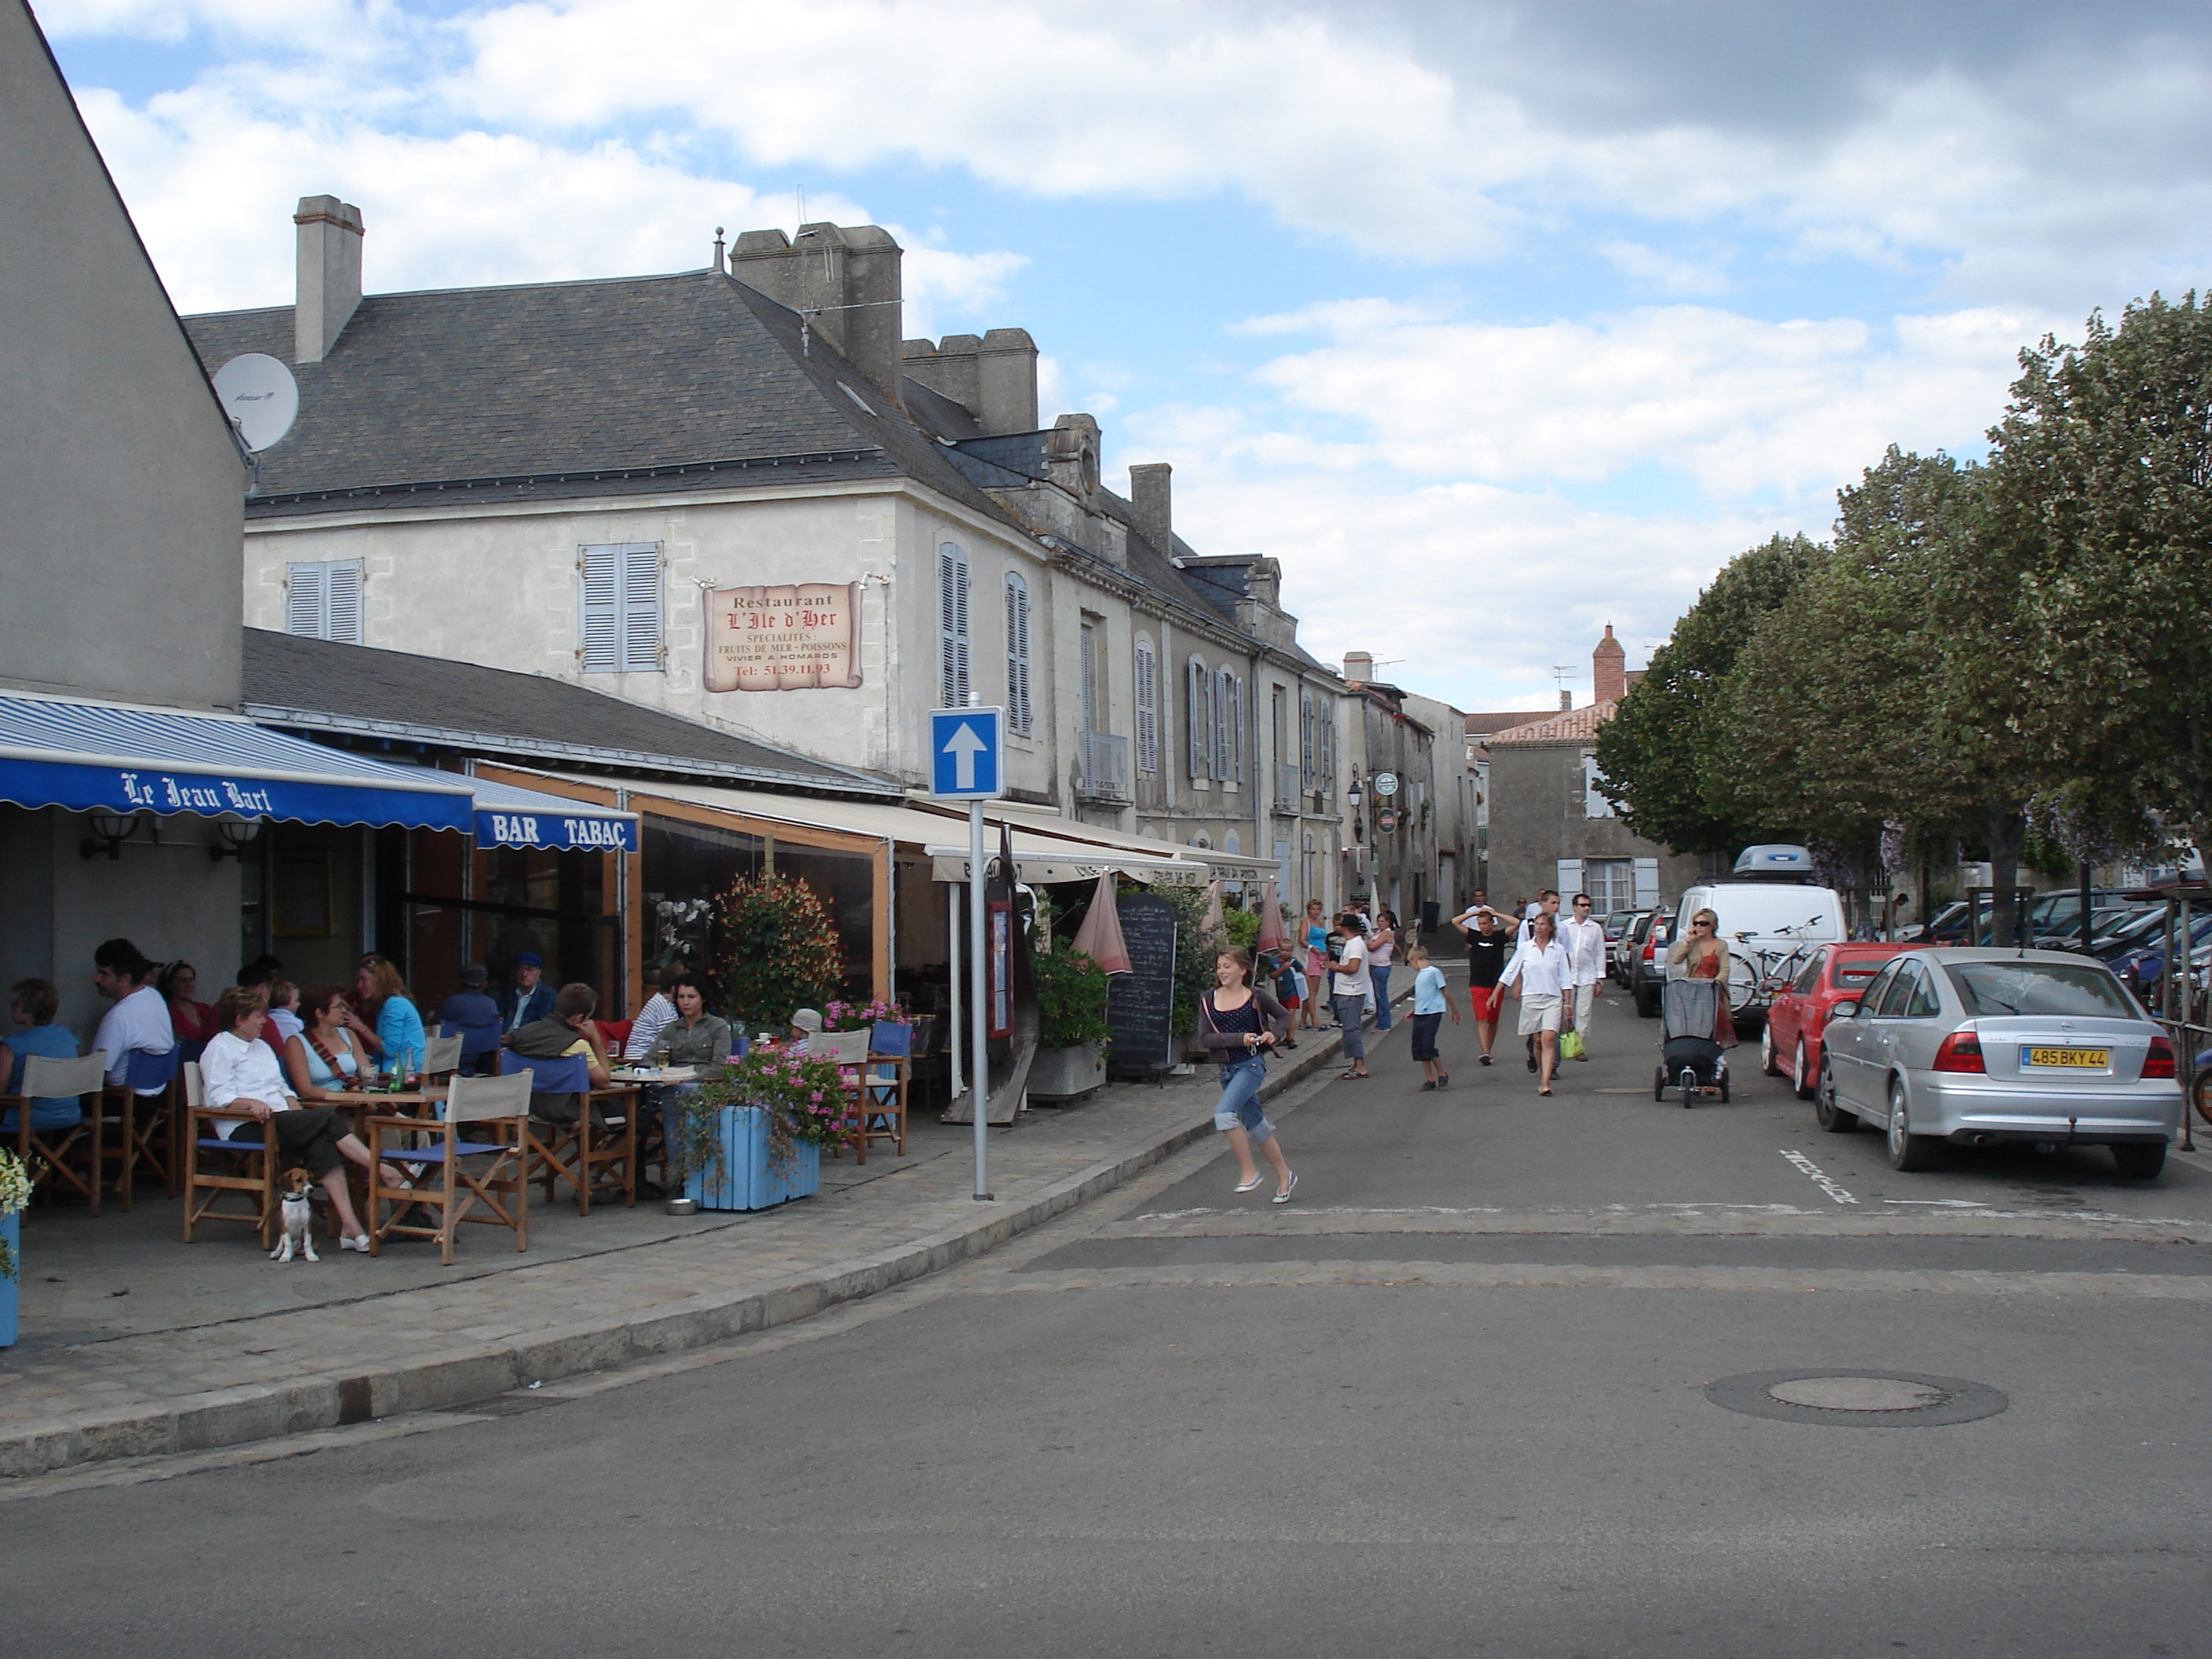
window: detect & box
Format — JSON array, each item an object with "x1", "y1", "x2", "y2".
[
  {"x1": 1317, "y1": 704, "x2": 1335, "y2": 790},
  {"x1": 1004, "y1": 571, "x2": 1032, "y2": 734},
  {"x1": 1186, "y1": 656, "x2": 1211, "y2": 779},
  {"x1": 1079, "y1": 618, "x2": 1099, "y2": 734},
  {"x1": 1134, "y1": 637, "x2": 1159, "y2": 774},
  {"x1": 1299, "y1": 691, "x2": 1315, "y2": 792},
  {"x1": 938, "y1": 541, "x2": 970, "y2": 708},
  {"x1": 578, "y1": 542, "x2": 663, "y2": 673},
  {"x1": 284, "y1": 559, "x2": 363, "y2": 645},
  {"x1": 1584, "y1": 755, "x2": 1616, "y2": 819},
  {"x1": 1587, "y1": 858, "x2": 1634, "y2": 912},
  {"x1": 1214, "y1": 668, "x2": 1235, "y2": 785}
]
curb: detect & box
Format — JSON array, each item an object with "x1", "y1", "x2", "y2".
[{"x1": 0, "y1": 1029, "x2": 1347, "y2": 1479}]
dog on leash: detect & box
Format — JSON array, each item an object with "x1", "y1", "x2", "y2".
[{"x1": 271, "y1": 1167, "x2": 319, "y2": 1263}]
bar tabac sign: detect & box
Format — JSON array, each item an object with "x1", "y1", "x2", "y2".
[{"x1": 703, "y1": 582, "x2": 862, "y2": 691}]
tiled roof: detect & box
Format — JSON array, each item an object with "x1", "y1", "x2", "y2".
[
  {"x1": 1464, "y1": 709, "x2": 1547, "y2": 738},
  {"x1": 1485, "y1": 700, "x2": 1620, "y2": 745},
  {"x1": 241, "y1": 629, "x2": 899, "y2": 796}
]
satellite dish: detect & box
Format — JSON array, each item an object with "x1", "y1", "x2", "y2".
[{"x1": 212, "y1": 353, "x2": 298, "y2": 452}]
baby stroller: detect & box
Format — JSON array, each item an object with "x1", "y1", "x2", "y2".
[{"x1": 1655, "y1": 976, "x2": 1730, "y2": 1107}]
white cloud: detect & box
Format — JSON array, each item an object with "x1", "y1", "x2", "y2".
[{"x1": 1599, "y1": 240, "x2": 1730, "y2": 296}]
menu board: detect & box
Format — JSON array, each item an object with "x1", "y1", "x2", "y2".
[
  {"x1": 1105, "y1": 893, "x2": 1177, "y2": 1075},
  {"x1": 704, "y1": 581, "x2": 862, "y2": 691}
]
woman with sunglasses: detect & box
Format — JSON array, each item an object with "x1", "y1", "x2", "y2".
[
  {"x1": 1500, "y1": 911, "x2": 1573, "y2": 1095},
  {"x1": 1667, "y1": 909, "x2": 1739, "y2": 1047}
]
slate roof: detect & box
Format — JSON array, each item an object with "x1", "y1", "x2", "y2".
[
  {"x1": 1485, "y1": 700, "x2": 1620, "y2": 746},
  {"x1": 241, "y1": 628, "x2": 899, "y2": 796}
]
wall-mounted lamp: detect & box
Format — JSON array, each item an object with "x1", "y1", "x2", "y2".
[
  {"x1": 80, "y1": 811, "x2": 141, "y2": 861},
  {"x1": 209, "y1": 819, "x2": 262, "y2": 862}
]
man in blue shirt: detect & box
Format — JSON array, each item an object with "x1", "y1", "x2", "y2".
[{"x1": 497, "y1": 953, "x2": 557, "y2": 1041}]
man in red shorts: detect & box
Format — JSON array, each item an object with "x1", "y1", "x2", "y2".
[{"x1": 1452, "y1": 897, "x2": 1514, "y2": 1065}]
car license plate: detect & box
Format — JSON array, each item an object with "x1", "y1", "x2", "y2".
[{"x1": 2022, "y1": 1046, "x2": 2109, "y2": 1069}]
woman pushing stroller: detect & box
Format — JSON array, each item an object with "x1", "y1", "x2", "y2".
[{"x1": 1657, "y1": 906, "x2": 1738, "y2": 1104}]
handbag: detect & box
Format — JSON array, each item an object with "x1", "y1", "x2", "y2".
[{"x1": 1558, "y1": 1028, "x2": 1585, "y2": 1061}]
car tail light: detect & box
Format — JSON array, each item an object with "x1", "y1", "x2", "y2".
[
  {"x1": 2143, "y1": 1035, "x2": 2177, "y2": 1079},
  {"x1": 1643, "y1": 940, "x2": 1656, "y2": 964},
  {"x1": 1932, "y1": 1031, "x2": 1985, "y2": 1074}
]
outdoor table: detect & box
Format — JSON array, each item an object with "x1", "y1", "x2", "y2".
[{"x1": 607, "y1": 1066, "x2": 703, "y2": 1086}]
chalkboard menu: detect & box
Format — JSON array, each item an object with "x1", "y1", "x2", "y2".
[{"x1": 1106, "y1": 893, "x2": 1177, "y2": 1075}]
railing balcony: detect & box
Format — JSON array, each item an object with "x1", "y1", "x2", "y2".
[
  {"x1": 1272, "y1": 761, "x2": 1302, "y2": 814},
  {"x1": 1078, "y1": 730, "x2": 1130, "y2": 803}
]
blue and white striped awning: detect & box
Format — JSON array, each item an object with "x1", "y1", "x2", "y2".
[
  {"x1": 0, "y1": 693, "x2": 473, "y2": 832},
  {"x1": 467, "y1": 775, "x2": 638, "y2": 852}
]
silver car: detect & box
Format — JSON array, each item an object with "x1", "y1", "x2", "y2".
[{"x1": 1813, "y1": 947, "x2": 2181, "y2": 1177}]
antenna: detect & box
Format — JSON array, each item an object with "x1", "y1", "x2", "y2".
[
  {"x1": 1551, "y1": 665, "x2": 1576, "y2": 690},
  {"x1": 211, "y1": 353, "x2": 298, "y2": 452}
]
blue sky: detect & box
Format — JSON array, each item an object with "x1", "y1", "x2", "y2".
[{"x1": 35, "y1": 0, "x2": 2212, "y2": 711}]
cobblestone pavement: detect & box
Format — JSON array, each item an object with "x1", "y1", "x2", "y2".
[{"x1": 0, "y1": 1031, "x2": 1350, "y2": 1476}]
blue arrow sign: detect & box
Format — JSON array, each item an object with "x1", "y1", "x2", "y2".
[{"x1": 929, "y1": 706, "x2": 1005, "y2": 799}]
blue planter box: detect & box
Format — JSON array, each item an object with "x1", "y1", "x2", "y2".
[
  {"x1": 683, "y1": 1105, "x2": 821, "y2": 1211},
  {"x1": 0, "y1": 1211, "x2": 17, "y2": 1349}
]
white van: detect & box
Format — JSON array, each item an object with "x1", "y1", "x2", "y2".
[{"x1": 1674, "y1": 879, "x2": 1846, "y2": 1021}]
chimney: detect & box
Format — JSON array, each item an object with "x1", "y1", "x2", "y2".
[
  {"x1": 903, "y1": 334, "x2": 982, "y2": 414},
  {"x1": 1129, "y1": 463, "x2": 1172, "y2": 557},
  {"x1": 293, "y1": 195, "x2": 364, "y2": 365},
  {"x1": 1593, "y1": 623, "x2": 1628, "y2": 702},
  {"x1": 1343, "y1": 650, "x2": 1375, "y2": 683},
  {"x1": 1244, "y1": 556, "x2": 1281, "y2": 609},
  {"x1": 977, "y1": 328, "x2": 1038, "y2": 433},
  {"x1": 729, "y1": 222, "x2": 905, "y2": 405},
  {"x1": 1558, "y1": 689, "x2": 1573, "y2": 712}
]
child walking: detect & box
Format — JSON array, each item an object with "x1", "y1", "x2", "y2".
[{"x1": 1407, "y1": 946, "x2": 1459, "y2": 1090}]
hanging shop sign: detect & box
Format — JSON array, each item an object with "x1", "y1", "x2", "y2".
[
  {"x1": 1375, "y1": 806, "x2": 1401, "y2": 833},
  {"x1": 704, "y1": 582, "x2": 862, "y2": 691}
]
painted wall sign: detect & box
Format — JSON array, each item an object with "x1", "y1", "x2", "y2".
[{"x1": 703, "y1": 581, "x2": 862, "y2": 691}]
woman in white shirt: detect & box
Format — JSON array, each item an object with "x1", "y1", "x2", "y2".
[
  {"x1": 200, "y1": 986, "x2": 399, "y2": 1252},
  {"x1": 1500, "y1": 911, "x2": 1573, "y2": 1096}
]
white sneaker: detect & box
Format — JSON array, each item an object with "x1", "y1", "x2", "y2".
[{"x1": 339, "y1": 1233, "x2": 372, "y2": 1253}]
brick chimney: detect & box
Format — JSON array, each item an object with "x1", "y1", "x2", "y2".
[
  {"x1": 1129, "y1": 463, "x2": 1172, "y2": 557},
  {"x1": 1593, "y1": 624, "x2": 1628, "y2": 702},
  {"x1": 293, "y1": 195, "x2": 363, "y2": 364},
  {"x1": 729, "y1": 222, "x2": 904, "y2": 405}
]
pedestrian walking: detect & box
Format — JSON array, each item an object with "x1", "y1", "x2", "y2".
[
  {"x1": 1406, "y1": 945, "x2": 1458, "y2": 1090},
  {"x1": 1368, "y1": 906, "x2": 1400, "y2": 1031},
  {"x1": 1559, "y1": 892, "x2": 1607, "y2": 1060},
  {"x1": 1667, "y1": 907, "x2": 1739, "y2": 1048},
  {"x1": 1298, "y1": 899, "x2": 1328, "y2": 1032},
  {"x1": 1328, "y1": 908, "x2": 1372, "y2": 1079},
  {"x1": 1501, "y1": 911, "x2": 1572, "y2": 1096},
  {"x1": 1258, "y1": 950, "x2": 1301, "y2": 1050},
  {"x1": 1515, "y1": 891, "x2": 1563, "y2": 1069},
  {"x1": 1196, "y1": 949, "x2": 1296, "y2": 1203},
  {"x1": 1451, "y1": 900, "x2": 1514, "y2": 1064}
]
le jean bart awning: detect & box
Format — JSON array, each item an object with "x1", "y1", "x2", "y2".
[{"x1": 0, "y1": 693, "x2": 635, "y2": 850}]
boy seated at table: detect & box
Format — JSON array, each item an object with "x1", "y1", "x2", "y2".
[{"x1": 510, "y1": 983, "x2": 615, "y2": 1123}]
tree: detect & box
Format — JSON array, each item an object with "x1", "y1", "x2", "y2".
[
  {"x1": 713, "y1": 872, "x2": 844, "y2": 1028},
  {"x1": 1593, "y1": 533, "x2": 1827, "y2": 855}
]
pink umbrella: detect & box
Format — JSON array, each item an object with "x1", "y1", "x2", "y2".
[
  {"x1": 1069, "y1": 872, "x2": 1132, "y2": 975},
  {"x1": 1258, "y1": 879, "x2": 1286, "y2": 954},
  {"x1": 1201, "y1": 880, "x2": 1225, "y2": 936}
]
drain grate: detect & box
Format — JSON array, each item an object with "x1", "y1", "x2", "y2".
[{"x1": 1705, "y1": 1369, "x2": 2006, "y2": 1427}]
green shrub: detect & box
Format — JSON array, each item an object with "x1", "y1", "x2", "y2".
[
  {"x1": 1033, "y1": 939, "x2": 1111, "y2": 1049},
  {"x1": 713, "y1": 872, "x2": 843, "y2": 1029}
]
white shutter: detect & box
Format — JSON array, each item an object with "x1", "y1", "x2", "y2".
[
  {"x1": 1005, "y1": 573, "x2": 1031, "y2": 733},
  {"x1": 1187, "y1": 657, "x2": 1210, "y2": 779},
  {"x1": 1212, "y1": 668, "x2": 1230, "y2": 782},
  {"x1": 1234, "y1": 676, "x2": 1247, "y2": 783},
  {"x1": 1299, "y1": 692, "x2": 1315, "y2": 791},
  {"x1": 938, "y1": 543, "x2": 969, "y2": 707},
  {"x1": 284, "y1": 561, "x2": 325, "y2": 639},
  {"x1": 1134, "y1": 639, "x2": 1158, "y2": 773},
  {"x1": 324, "y1": 561, "x2": 363, "y2": 644},
  {"x1": 1634, "y1": 858, "x2": 1661, "y2": 908},
  {"x1": 579, "y1": 545, "x2": 621, "y2": 672},
  {"x1": 620, "y1": 542, "x2": 662, "y2": 671},
  {"x1": 1557, "y1": 859, "x2": 1584, "y2": 902}
]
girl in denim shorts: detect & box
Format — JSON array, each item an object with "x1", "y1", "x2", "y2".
[{"x1": 1196, "y1": 947, "x2": 1297, "y2": 1204}]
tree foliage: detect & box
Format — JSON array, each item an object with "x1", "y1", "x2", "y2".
[{"x1": 713, "y1": 872, "x2": 844, "y2": 1030}]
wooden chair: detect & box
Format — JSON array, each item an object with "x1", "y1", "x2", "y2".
[
  {"x1": 2, "y1": 1051, "x2": 109, "y2": 1214},
  {"x1": 423, "y1": 1032, "x2": 464, "y2": 1082},
  {"x1": 500, "y1": 1049, "x2": 635, "y2": 1214},
  {"x1": 859, "y1": 1020, "x2": 911, "y2": 1158},
  {"x1": 812, "y1": 1031, "x2": 874, "y2": 1164},
  {"x1": 98, "y1": 1043, "x2": 183, "y2": 1207},
  {"x1": 367, "y1": 1072, "x2": 531, "y2": 1265},
  {"x1": 181, "y1": 1061, "x2": 285, "y2": 1247}
]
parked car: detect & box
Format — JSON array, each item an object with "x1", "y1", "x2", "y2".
[
  {"x1": 1632, "y1": 908, "x2": 1675, "y2": 1016},
  {"x1": 1609, "y1": 910, "x2": 1651, "y2": 983},
  {"x1": 1674, "y1": 879, "x2": 1847, "y2": 1026},
  {"x1": 1814, "y1": 947, "x2": 2181, "y2": 1177},
  {"x1": 1761, "y1": 942, "x2": 1923, "y2": 1098}
]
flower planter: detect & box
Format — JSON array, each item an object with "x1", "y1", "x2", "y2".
[
  {"x1": 683, "y1": 1104, "x2": 821, "y2": 1211},
  {"x1": 0, "y1": 1211, "x2": 17, "y2": 1349},
  {"x1": 1027, "y1": 1042, "x2": 1105, "y2": 1102}
]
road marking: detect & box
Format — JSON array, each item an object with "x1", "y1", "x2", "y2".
[
  {"x1": 1884, "y1": 1199, "x2": 1990, "y2": 1207},
  {"x1": 1780, "y1": 1149, "x2": 1859, "y2": 1205}
]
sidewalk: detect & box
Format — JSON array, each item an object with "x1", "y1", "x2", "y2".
[{"x1": 0, "y1": 1027, "x2": 1350, "y2": 1477}]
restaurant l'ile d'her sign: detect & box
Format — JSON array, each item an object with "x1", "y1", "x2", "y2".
[{"x1": 704, "y1": 582, "x2": 862, "y2": 692}]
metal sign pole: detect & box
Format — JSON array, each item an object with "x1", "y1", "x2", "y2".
[{"x1": 969, "y1": 797, "x2": 992, "y2": 1200}]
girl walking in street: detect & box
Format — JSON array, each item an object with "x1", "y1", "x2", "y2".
[
  {"x1": 1299, "y1": 899, "x2": 1328, "y2": 1031},
  {"x1": 1329, "y1": 909, "x2": 1372, "y2": 1079},
  {"x1": 1501, "y1": 911, "x2": 1572, "y2": 1096},
  {"x1": 1406, "y1": 945, "x2": 1458, "y2": 1090},
  {"x1": 1197, "y1": 948, "x2": 1297, "y2": 1203},
  {"x1": 1368, "y1": 906, "x2": 1400, "y2": 1031}
]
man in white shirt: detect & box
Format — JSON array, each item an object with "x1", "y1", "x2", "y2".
[
  {"x1": 624, "y1": 967, "x2": 679, "y2": 1061},
  {"x1": 91, "y1": 937, "x2": 174, "y2": 1090},
  {"x1": 1329, "y1": 910, "x2": 1372, "y2": 1078},
  {"x1": 1517, "y1": 890, "x2": 1562, "y2": 944},
  {"x1": 1558, "y1": 894, "x2": 1608, "y2": 1059}
]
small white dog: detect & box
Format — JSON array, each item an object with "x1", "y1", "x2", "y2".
[{"x1": 271, "y1": 1167, "x2": 319, "y2": 1263}]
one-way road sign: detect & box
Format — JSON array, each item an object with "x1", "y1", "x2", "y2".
[{"x1": 929, "y1": 706, "x2": 1005, "y2": 799}]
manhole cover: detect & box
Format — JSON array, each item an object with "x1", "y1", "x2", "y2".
[{"x1": 1706, "y1": 1369, "x2": 2006, "y2": 1428}]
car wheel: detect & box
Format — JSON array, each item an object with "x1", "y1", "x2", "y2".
[
  {"x1": 2195, "y1": 1070, "x2": 2212, "y2": 1127},
  {"x1": 1815, "y1": 1057, "x2": 1856, "y2": 1133},
  {"x1": 1792, "y1": 1040, "x2": 1815, "y2": 1101},
  {"x1": 1760, "y1": 1024, "x2": 1780, "y2": 1076},
  {"x1": 1719, "y1": 1071, "x2": 1731, "y2": 1103},
  {"x1": 1635, "y1": 985, "x2": 1658, "y2": 1018},
  {"x1": 2111, "y1": 1143, "x2": 2166, "y2": 1180},
  {"x1": 1884, "y1": 1080, "x2": 1937, "y2": 1171}
]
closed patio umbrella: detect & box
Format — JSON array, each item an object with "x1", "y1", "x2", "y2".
[
  {"x1": 1258, "y1": 878, "x2": 1286, "y2": 954},
  {"x1": 1069, "y1": 871, "x2": 1132, "y2": 975}
]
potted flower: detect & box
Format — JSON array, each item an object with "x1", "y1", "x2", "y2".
[
  {"x1": 819, "y1": 998, "x2": 903, "y2": 1034},
  {"x1": 1030, "y1": 940, "x2": 1111, "y2": 1101},
  {"x1": 0, "y1": 1147, "x2": 28, "y2": 1348},
  {"x1": 664, "y1": 1046, "x2": 850, "y2": 1210}
]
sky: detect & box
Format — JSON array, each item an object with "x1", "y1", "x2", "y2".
[{"x1": 35, "y1": 0, "x2": 2212, "y2": 712}]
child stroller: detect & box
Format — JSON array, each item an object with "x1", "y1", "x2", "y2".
[{"x1": 1655, "y1": 976, "x2": 1730, "y2": 1107}]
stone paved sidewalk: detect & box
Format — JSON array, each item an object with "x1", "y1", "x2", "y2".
[{"x1": 0, "y1": 1031, "x2": 1348, "y2": 1477}]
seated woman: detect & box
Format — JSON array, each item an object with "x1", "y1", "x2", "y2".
[
  {"x1": 159, "y1": 960, "x2": 218, "y2": 1053},
  {"x1": 200, "y1": 985, "x2": 405, "y2": 1253},
  {"x1": 643, "y1": 972, "x2": 734, "y2": 1194},
  {"x1": 284, "y1": 984, "x2": 372, "y2": 1101},
  {"x1": 1, "y1": 977, "x2": 83, "y2": 1137}
]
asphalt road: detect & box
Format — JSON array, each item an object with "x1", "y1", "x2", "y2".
[{"x1": 9, "y1": 980, "x2": 2212, "y2": 1657}]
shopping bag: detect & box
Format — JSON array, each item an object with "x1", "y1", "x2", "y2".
[{"x1": 1558, "y1": 1028, "x2": 1585, "y2": 1061}]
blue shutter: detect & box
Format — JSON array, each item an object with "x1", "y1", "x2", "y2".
[
  {"x1": 1005, "y1": 572, "x2": 1031, "y2": 733},
  {"x1": 620, "y1": 542, "x2": 663, "y2": 671},
  {"x1": 1134, "y1": 639, "x2": 1158, "y2": 774},
  {"x1": 1187, "y1": 657, "x2": 1210, "y2": 779},
  {"x1": 939, "y1": 542, "x2": 970, "y2": 707},
  {"x1": 579, "y1": 545, "x2": 621, "y2": 672}
]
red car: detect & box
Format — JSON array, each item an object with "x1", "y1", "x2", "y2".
[{"x1": 1760, "y1": 943, "x2": 1925, "y2": 1098}]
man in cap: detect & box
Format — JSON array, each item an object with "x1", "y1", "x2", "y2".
[{"x1": 498, "y1": 951, "x2": 557, "y2": 1042}]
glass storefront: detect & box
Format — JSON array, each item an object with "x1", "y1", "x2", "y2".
[{"x1": 641, "y1": 815, "x2": 877, "y2": 1005}]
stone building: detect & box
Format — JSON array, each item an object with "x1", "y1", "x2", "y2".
[{"x1": 1338, "y1": 654, "x2": 1439, "y2": 926}]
